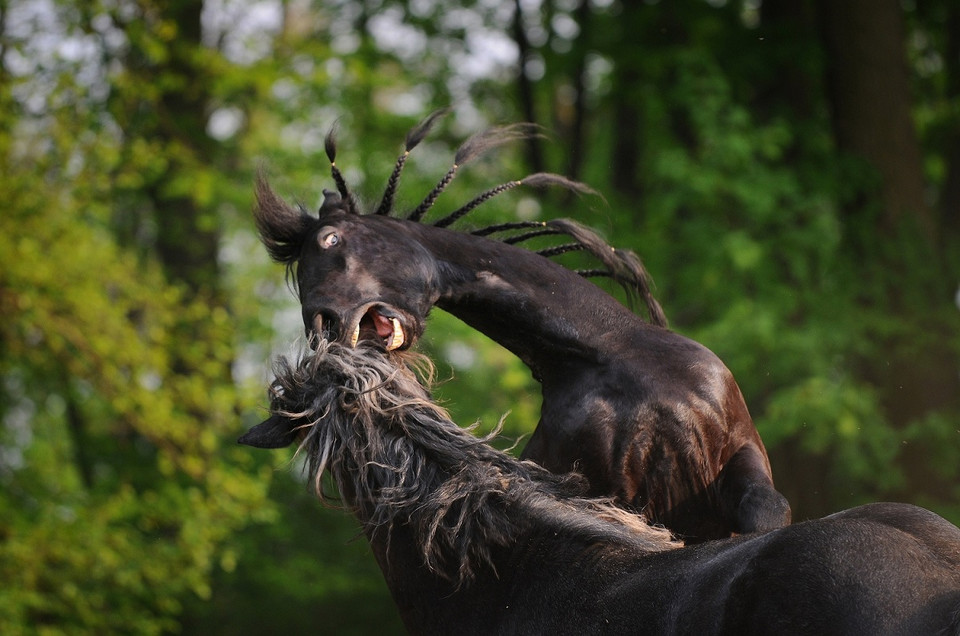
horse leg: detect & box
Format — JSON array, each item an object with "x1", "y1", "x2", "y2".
[{"x1": 717, "y1": 444, "x2": 791, "y2": 534}]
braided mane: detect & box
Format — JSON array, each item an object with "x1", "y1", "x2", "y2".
[{"x1": 262, "y1": 111, "x2": 667, "y2": 326}]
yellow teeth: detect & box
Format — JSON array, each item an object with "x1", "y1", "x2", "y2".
[
  {"x1": 348, "y1": 317, "x2": 403, "y2": 350},
  {"x1": 386, "y1": 317, "x2": 404, "y2": 351},
  {"x1": 350, "y1": 322, "x2": 360, "y2": 348}
]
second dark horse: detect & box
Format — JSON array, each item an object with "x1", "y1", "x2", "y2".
[
  {"x1": 254, "y1": 116, "x2": 791, "y2": 540},
  {"x1": 238, "y1": 342, "x2": 960, "y2": 635}
]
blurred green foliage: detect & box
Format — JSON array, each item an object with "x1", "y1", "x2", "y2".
[
  {"x1": 1, "y1": 0, "x2": 958, "y2": 633},
  {"x1": 0, "y1": 112, "x2": 274, "y2": 633}
]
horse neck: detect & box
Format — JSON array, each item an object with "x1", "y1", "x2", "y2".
[
  {"x1": 356, "y1": 480, "x2": 645, "y2": 634},
  {"x1": 415, "y1": 224, "x2": 638, "y2": 376},
  {"x1": 363, "y1": 522, "x2": 463, "y2": 623},
  {"x1": 317, "y1": 363, "x2": 675, "y2": 631}
]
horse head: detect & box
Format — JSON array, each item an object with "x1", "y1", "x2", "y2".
[
  {"x1": 298, "y1": 193, "x2": 439, "y2": 352},
  {"x1": 236, "y1": 344, "x2": 345, "y2": 449},
  {"x1": 254, "y1": 113, "x2": 666, "y2": 357},
  {"x1": 254, "y1": 174, "x2": 438, "y2": 352}
]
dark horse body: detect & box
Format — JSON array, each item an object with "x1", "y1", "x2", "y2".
[
  {"x1": 240, "y1": 343, "x2": 960, "y2": 635},
  {"x1": 254, "y1": 121, "x2": 789, "y2": 540}
]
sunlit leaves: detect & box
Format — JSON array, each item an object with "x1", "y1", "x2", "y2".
[
  {"x1": 0, "y1": 146, "x2": 273, "y2": 628},
  {"x1": 0, "y1": 2, "x2": 272, "y2": 632}
]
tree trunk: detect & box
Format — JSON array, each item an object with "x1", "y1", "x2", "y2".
[
  {"x1": 149, "y1": 0, "x2": 221, "y2": 298},
  {"x1": 563, "y1": 0, "x2": 591, "y2": 182},
  {"x1": 756, "y1": 0, "x2": 819, "y2": 125},
  {"x1": 938, "y1": 3, "x2": 960, "y2": 242},
  {"x1": 607, "y1": 4, "x2": 647, "y2": 198},
  {"x1": 817, "y1": 0, "x2": 960, "y2": 507},
  {"x1": 512, "y1": 0, "x2": 545, "y2": 174},
  {"x1": 817, "y1": 0, "x2": 934, "y2": 238}
]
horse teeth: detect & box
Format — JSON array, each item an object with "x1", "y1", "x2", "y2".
[
  {"x1": 350, "y1": 323, "x2": 360, "y2": 348},
  {"x1": 386, "y1": 318, "x2": 404, "y2": 351}
]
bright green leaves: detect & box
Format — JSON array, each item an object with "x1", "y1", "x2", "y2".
[
  {"x1": 0, "y1": 6, "x2": 270, "y2": 630},
  {"x1": 0, "y1": 170, "x2": 273, "y2": 629}
]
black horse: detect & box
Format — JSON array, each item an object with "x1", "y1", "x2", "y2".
[
  {"x1": 239, "y1": 342, "x2": 960, "y2": 636},
  {"x1": 253, "y1": 116, "x2": 789, "y2": 541}
]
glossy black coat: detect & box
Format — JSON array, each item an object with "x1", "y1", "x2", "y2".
[
  {"x1": 256, "y1": 180, "x2": 790, "y2": 540},
  {"x1": 240, "y1": 345, "x2": 960, "y2": 636}
]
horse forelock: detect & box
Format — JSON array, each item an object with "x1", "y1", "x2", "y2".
[
  {"x1": 253, "y1": 172, "x2": 321, "y2": 294},
  {"x1": 270, "y1": 342, "x2": 678, "y2": 585}
]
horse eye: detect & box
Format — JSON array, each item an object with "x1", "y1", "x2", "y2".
[{"x1": 320, "y1": 231, "x2": 340, "y2": 248}]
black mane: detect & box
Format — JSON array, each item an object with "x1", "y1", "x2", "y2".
[
  {"x1": 255, "y1": 342, "x2": 678, "y2": 583},
  {"x1": 254, "y1": 112, "x2": 668, "y2": 326}
]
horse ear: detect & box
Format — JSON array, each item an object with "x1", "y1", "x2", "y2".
[
  {"x1": 238, "y1": 414, "x2": 299, "y2": 449},
  {"x1": 319, "y1": 189, "x2": 343, "y2": 216},
  {"x1": 254, "y1": 171, "x2": 316, "y2": 265}
]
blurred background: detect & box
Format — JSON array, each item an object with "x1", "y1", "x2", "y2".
[{"x1": 1, "y1": 0, "x2": 958, "y2": 633}]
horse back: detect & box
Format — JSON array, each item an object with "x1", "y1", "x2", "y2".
[{"x1": 697, "y1": 503, "x2": 960, "y2": 635}]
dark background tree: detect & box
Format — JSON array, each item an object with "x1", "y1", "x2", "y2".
[{"x1": 1, "y1": 0, "x2": 957, "y2": 633}]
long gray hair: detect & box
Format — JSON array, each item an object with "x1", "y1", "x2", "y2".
[{"x1": 262, "y1": 342, "x2": 679, "y2": 583}]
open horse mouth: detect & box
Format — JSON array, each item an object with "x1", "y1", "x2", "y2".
[
  {"x1": 314, "y1": 305, "x2": 406, "y2": 351},
  {"x1": 352, "y1": 307, "x2": 405, "y2": 350}
]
